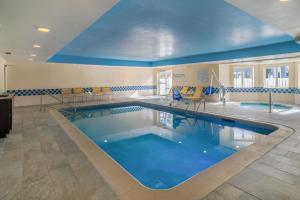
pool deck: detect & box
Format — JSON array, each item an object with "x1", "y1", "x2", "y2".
[{"x1": 1, "y1": 98, "x2": 300, "y2": 200}]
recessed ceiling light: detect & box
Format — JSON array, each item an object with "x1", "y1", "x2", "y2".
[
  {"x1": 30, "y1": 54, "x2": 37, "y2": 57},
  {"x1": 33, "y1": 44, "x2": 41, "y2": 48},
  {"x1": 37, "y1": 27, "x2": 50, "y2": 33},
  {"x1": 280, "y1": 0, "x2": 288, "y2": 2}
]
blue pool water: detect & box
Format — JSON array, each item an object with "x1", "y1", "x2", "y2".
[
  {"x1": 240, "y1": 102, "x2": 291, "y2": 111},
  {"x1": 62, "y1": 102, "x2": 276, "y2": 189}
]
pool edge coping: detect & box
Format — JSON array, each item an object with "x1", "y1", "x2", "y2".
[{"x1": 49, "y1": 101, "x2": 295, "y2": 200}]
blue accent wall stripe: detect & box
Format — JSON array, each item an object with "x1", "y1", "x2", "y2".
[
  {"x1": 48, "y1": 41, "x2": 300, "y2": 67},
  {"x1": 152, "y1": 41, "x2": 300, "y2": 67},
  {"x1": 48, "y1": 55, "x2": 152, "y2": 67}
]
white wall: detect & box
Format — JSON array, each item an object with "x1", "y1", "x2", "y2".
[
  {"x1": 153, "y1": 63, "x2": 221, "y2": 101},
  {"x1": 7, "y1": 62, "x2": 154, "y2": 89},
  {"x1": 153, "y1": 61, "x2": 300, "y2": 105},
  {"x1": 0, "y1": 56, "x2": 5, "y2": 93},
  {"x1": 154, "y1": 63, "x2": 220, "y2": 86},
  {"x1": 7, "y1": 60, "x2": 300, "y2": 106},
  {"x1": 7, "y1": 62, "x2": 155, "y2": 106}
]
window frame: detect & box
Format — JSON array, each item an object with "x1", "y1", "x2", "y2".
[
  {"x1": 233, "y1": 67, "x2": 254, "y2": 88},
  {"x1": 264, "y1": 65, "x2": 289, "y2": 88}
]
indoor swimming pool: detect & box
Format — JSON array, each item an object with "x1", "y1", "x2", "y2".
[{"x1": 61, "y1": 102, "x2": 277, "y2": 190}]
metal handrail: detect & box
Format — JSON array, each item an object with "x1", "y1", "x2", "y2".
[
  {"x1": 268, "y1": 91, "x2": 272, "y2": 113},
  {"x1": 39, "y1": 91, "x2": 79, "y2": 111},
  {"x1": 211, "y1": 70, "x2": 226, "y2": 104},
  {"x1": 40, "y1": 91, "x2": 68, "y2": 111},
  {"x1": 40, "y1": 92, "x2": 63, "y2": 111}
]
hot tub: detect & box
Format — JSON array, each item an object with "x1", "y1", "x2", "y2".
[{"x1": 240, "y1": 102, "x2": 291, "y2": 112}]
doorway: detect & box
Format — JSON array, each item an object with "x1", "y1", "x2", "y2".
[{"x1": 157, "y1": 70, "x2": 172, "y2": 95}]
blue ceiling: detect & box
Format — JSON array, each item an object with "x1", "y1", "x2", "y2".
[{"x1": 48, "y1": 0, "x2": 300, "y2": 67}]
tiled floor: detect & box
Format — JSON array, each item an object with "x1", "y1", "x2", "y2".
[
  {"x1": 1, "y1": 99, "x2": 300, "y2": 200},
  {"x1": 0, "y1": 106, "x2": 119, "y2": 200}
]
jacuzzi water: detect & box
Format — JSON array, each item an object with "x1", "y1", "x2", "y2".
[
  {"x1": 240, "y1": 102, "x2": 291, "y2": 111},
  {"x1": 62, "y1": 102, "x2": 276, "y2": 190}
]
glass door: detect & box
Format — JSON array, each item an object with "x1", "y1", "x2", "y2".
[{"x1": 158, "y1": 70, "x2": 172, "y2": 95}]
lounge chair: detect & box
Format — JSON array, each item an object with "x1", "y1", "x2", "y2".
[
  {"x1": 73, "y1": 88, "x2": 86, "y2": 102},
  {"x1": 184, "y1": 86, "x2": 205, "y2": 110},
  {"x1": 91, "y1": 87, "x2": 102, "y2": 101},
  {"x1": 170, "y1": 88, "x2": 183, "y2": 106},
  {"x1": 102, "y1": 87, "x2": 113, "y2": 100},
  {"x1": 180, "y1": 86, "x2": 190, "y2": 97},
  {"x1": 61, "y1": 88, "x2": 73, "y2": 103}
]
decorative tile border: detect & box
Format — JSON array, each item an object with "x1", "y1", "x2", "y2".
[
  {"x1": 7, "y1": 85, "x2": 157, "y2": 96},
  {"x1": 8, "y1": 86, "x2": 300, "y2": 96},
  {"x1": 110, "y1": 85, "x2": 156, "y2": 92},
  {"x1": 164, "y1": 86, "x2": 300, "y2": 95},
  {"x1": 8, "y1": 89, "x2": 61, "y2": 96},
  {"x1": 226, "y1": 87, "x2": 300, "y2": 94}
]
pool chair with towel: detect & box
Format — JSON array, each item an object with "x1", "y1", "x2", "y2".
[
  {"x1": 91, "y1": 87, "x2": 102, "y2": 101},
  {"x1": 180, "y1": 86, "x2": 190, "y2": 97},
  {"x1": 61, "y1": 88, "x2": 73, "y2": 103},
  {"x1": 184, "y1": 86, "x2": 205, "y2": 111},
  {"x1": 204, "y1": 86, "x2": 217, "y2": 96},
  {"x1": 102, "y1": 87, "x2": 113, "y2": 100},
  {"x1": 170, "y1": 88, "x2": 183, "y2": 106},
  {"x1": 73, "y1": 88, "x2": 86, "y2": 102}
]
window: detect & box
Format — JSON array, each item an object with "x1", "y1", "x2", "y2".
[
  {"x1": 233, "y1": 68, "x2": 253, "y2": 88},
  {"x1": 264, "y1": 66, "x2": 289, "y2": 88}
]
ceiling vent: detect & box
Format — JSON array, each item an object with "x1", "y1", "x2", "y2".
[{"x1": 296, "y1": 36, "x2": 300, "y2": 44}]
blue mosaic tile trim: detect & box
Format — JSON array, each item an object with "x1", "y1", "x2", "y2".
[
  {"x1": 8, "y1": 89, "x2": 61, "y2": 96},
  {"x1": 226, "y1": 87, "x2": 299, "y2": 94},
  {"x1": 172, "y1": 86, "x2": 299, "y2": 95},
  {"x1": 8, "y1": 85, "x2": 157, "y2": 96},
  {"x1": 111, "y1": 85, "x2": 156, "y2": 92},
  {"x1": 9, "y1": 86, "x2": 300, "y2": 96}
]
